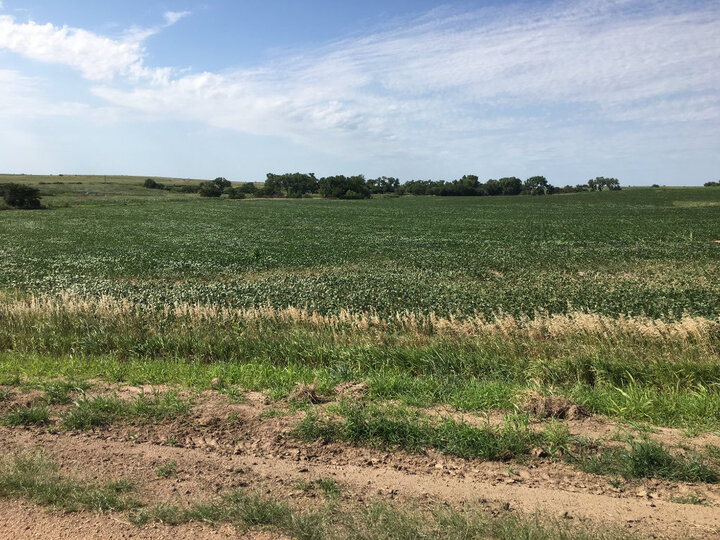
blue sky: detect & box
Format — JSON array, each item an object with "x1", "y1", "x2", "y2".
[{"x1": 0, "y1": 1, "x2": 718, "y2": 185}]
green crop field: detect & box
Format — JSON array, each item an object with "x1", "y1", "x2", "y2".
[{"x1": 1, "y1": 177, "x2": 719, "y2": 317}]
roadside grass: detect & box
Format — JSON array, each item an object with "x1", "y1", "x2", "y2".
[
  {"x1": 295, "y1": 403, "x2": 548, "y2": 461},
  {"x1": 3, "y1": 405, "x2": 51, "y2": 426},
  {"x1": 62, "y1": 391, "x2": 191, "y2": 430},
  {"x1": 670, "y1": 493, "x2": 708, "y2": 506},
  {"x1": 130, "y1": 491, "x2": 639, "y2": 539},
  {"x1": 38, "y1": 380, "x2": 92, "y2": 405},
  {"x1": 295, "y1": 404, "x2": 719, "y2": 483},
  {"x1": 0, "y1": 446, "x2": 642, "y2": 539},
  {"x1": 573, "y1": 439, "x2": 718, "y2": 483},
  {"x1": 3, "y1": 350, "x2": 720, "y2": 432},
  {"x1": 0, "y1": 451, "x2": 140, "y2": 512}
]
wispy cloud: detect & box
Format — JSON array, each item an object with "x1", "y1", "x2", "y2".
[
  {"x1": 0, "y1": 1, "x2": 718, "y2": 178},
  {"x1": 163, "y1": 11, "x2": 190, "y2": 27}
]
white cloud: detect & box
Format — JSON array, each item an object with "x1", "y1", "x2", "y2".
[
  {"x1": 164, "y1": 11, "x2": 190, "y2": 27},
  {"x1": 0, "y1": 15, "x2": 149, "y2": 80},
  {"x1": 87, "y1": 0, "x2": 720, "y2": 160},
  {"x1": 1, "y1": 1, "x2": 718, "y2": 179}
]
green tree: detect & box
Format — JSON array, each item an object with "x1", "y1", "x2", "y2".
[
  {"x1": 524, "y1": 176, "x2": 551, "y2": 195},
  {"x1": 0, "y1": 183, "x2": 42, "y2": 209},
  {"x1": 198, "y1": 182, "x2": 223, "y2": 197},
  {"x1": 499, "y1": 177, "x2": 522, "y2": 196}
]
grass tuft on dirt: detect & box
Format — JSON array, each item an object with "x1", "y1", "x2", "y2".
[
  {"x1": 0, "y1": 451, "x2": 140, "y2": 512},
  {"x1": 61, "y1": 391, "x2": 191, "y2": 430},
  {"x1": 3, "y1": 405, "x2": 51, "y2": 426},
  {"x1": 295, "y1": 403, "x2": 546, "y2": 461},
  {"x1": 576, "y1": 439, "x2": 718, "y2": 483}
]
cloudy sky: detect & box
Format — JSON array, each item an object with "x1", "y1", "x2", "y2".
[{"x1": 0, "y1": 0, "x2": 718, "y2": 185}]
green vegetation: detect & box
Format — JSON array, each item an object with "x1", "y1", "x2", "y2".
[
  {"x1": 296, "y1": 404, "x2": 545, "y2": 460},
  {"x1": 0, "y1": 183, "x2": 43, "y2": 209},
  {"x1": 2, "y1": 183, "x2": 717, "y2": 317},
  {"x1": 3, "y1": 405, "x2": 51, "y2": 426},
  {"x1": 61, "y1": 391, "x2": 190, "y2": 430},
  {"x1": 575, "y1": 439, "x2": 717, "y2": 483},
  {"x1": 0, "y1": 451, "x2": 139, "y2": 512},
  {"x1": 155, "y1": 460, "x2": 178, "y2": 478},
  {"x1": 130, "y1": 489, "x2": 636, "y2": 539}
]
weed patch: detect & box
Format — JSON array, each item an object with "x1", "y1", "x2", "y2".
[
  {"x1": 575, "y1": 439, "x2": 718, "y2": 483},
  {"x1": 0, "y1": 451, "x2": 140, "y2": 512}
]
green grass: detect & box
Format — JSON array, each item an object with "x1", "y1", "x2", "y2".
[
  {"x1": 575, "y1": 439, "x2": 718, "y2": 483},
  {"x1": 155, "y1": 461, "x2": 178, "y2": 478},
  {"x1": 2, "y1": 347, "x2": 720, "y2": 430},
  {"x1": 61, "y1": 391, "x2": 191, "y2": 430},
  {"x1": 130, "y1": 491, "x2": 638, "y2": 539},
  {"x1": 3, "y1": 405, "x2": 51, "y2": 426},
  {"x1": 0, "y1": 451, "x2": 140, "y2": 512},
  {"x1": 670, "y1": 493, "x2": 708, "y2": 505},
  {"x1": 295, "y1": 404, "x2": 546, "y2": 461}
]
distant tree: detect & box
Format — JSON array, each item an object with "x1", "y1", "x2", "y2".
[
  {"x1": 524, "y1": 176, "x2": 551, "y2": 195},
  {"x1": 484, "y1": 178, "x2": 502, "y2": 196},
  {"x1": 704, "y1": 181, "x2": 720, "y2": 187},
  {"x1": 237, "y1": 182, "x2": 257, "y2": 194},
  {"x1": 224, "y1": 187, "x2": 246, "y2": 199},
  {"x1": 0, "y1": 183, "x2": 42, "y2": 209},
  {"x1": 499, "y1": 177, "x2": 523, "y2": 196},
  {"x1": 213, "y1": 177, "x2": 232, "y2": 189},
  {"x1": 318, "y1": 175, "x2": 370, "y2": 199},
  {"x1": 260, "y1": 173, "x2": 317, "y2": 198},
  {"x1": 198, "y1": 181, "x2": 223, "y2": 197},
  {"x1": 588, "y1": 177, "x2": 621, "y2": 191},
  {"x1": 143, "y1": 178, "x2": 164, "y2": 189},
  {"x1": 367, "y1": 176, "x2": 400, "y2": 194}
]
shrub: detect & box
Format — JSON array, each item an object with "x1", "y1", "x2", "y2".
[
  {"x1": 213, "y1": 177, "x2": 231, "y2": 189},
  {"x1": 143, "y1": 179, "x2": 164, "y2": 190},
  {"x1": 0, "y1": 183, "x2": 42, "y2": 209},
  {"x1": 224, "y1": 187, "x2": 246, "y2": 199},
  {"x1": 198, "y1": 182, "x2": 223, "y2": 198}
]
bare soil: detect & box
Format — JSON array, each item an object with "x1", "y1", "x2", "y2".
[{"x1": 1, "y1": 387, "x2": 719, "y2": 539}]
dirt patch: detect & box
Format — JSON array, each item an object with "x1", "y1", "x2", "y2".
[
  {"x1": 521, "y1": 391, "x2": 591, "y2": 421},
  {"x1": 288, "y1": 383, "x2": 331, "y2": 404},
  {"x1": 333, "y1": 381, "x2": 367, "y2": 400}
]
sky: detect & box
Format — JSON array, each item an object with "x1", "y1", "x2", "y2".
[{"x1": 0, "y1": 1, "x2": 718, "y2": 185}]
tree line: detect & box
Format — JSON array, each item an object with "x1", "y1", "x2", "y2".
[{"x1": 171, "y1": 174, "x2": 622, "y2": 199}]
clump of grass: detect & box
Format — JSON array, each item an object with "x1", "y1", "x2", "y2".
[
  {"x1": 0, "y1": 388, "x2": 9, "y2": 402},
  {"x1": 128, "y1": 390, "x2": 191, "y2": 422},
  {"x1": 670, "y1": 493, "x2": 707, "y2": 505},
  {"x1": 62, "y1": 395, "x2": 127, "y2": 430},
  {"x1": 155, "y1": 461, "x2": 178, "y2": 478},
  {"x1": 0, "y1": 451, "x2": 140, "y2": 512},
  {"x1": 706, "y1": 444, "x2": 720, "y2": 462},
  {"x1": 575, "y1": 439, "x2": 718, "y2": 483},
  {"x1": 39, "y1": 380, "x2": 91, "y2": 405},
  {"x1": 131, "y1": 489, "x2": 321, "y2": 535},
  {"x1": 295, "y1": 403, "x2": 544, "y2": 461},
  {"x1": 316, "y1": 477, "x2": 341, "y2": 499},
  {"x1": 3, "y1": 405, "x2": 51, "y2": 426},
  {"x1": 62, "y1": 391, "x2": 191, "y2": 430}
]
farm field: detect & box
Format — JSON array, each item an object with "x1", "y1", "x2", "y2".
[{"x1": 1, "y1": 176, "x2": 720, "y2": 538}]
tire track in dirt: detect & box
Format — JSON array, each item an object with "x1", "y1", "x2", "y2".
[{"x1": 1, "y1": 425, "x2": 719, "y2": 539}]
